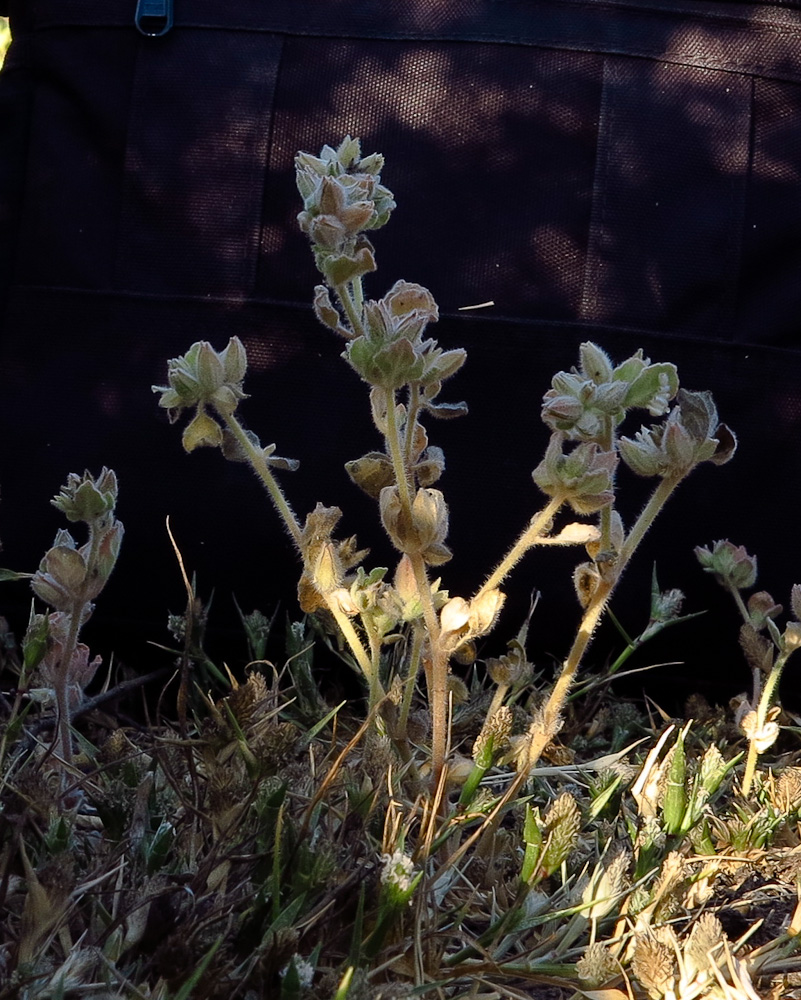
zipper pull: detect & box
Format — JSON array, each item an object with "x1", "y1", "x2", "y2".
[{"x1": 135, "y1": 0, "x2": 173, "y2": 37}]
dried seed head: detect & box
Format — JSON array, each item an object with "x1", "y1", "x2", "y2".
[
  {"x1": 583, "y1": 847, "x2": 630, "y2": 920},
  {"x1": 573, "y1": 561, "x2": 603, "y2": 609},
  {"x1": 539, "y1": 792, "x2": 581, "y2": 877},
  {"x1": 774, "y1": 767, "x2": 801, "y2": 814},
  {"x1": 486, "y1": 640, "x2": 532, "y2": 689},
  {"x1": 684, "y1": 912, "x2": 725, "y2": 983},
  {"x1": 576, "y1": 941, "x2": 619, "y2": 988},
  {"x1": 739, "y1": 623, "x2": 774, "y2": 674},
  {"x1": 632, "y1": 933, "x2": 676, "y2": 1000},
  {"x1": 650, "y1": 850, "x2": 687, "y2": 921},
  {"x1": 472, "y1": 706, "x2": 513, "y2": 767},
  {"x1": 636, "y1": 816, "x2": 666, "y2": 856},
  {"x1": 387, "y1": 674, "x2": 403, "y2": 705},
  {"x1": 227, "y1": 672, "x2": 269, "y2": 728},
  {"x1": 251, "y1": 721, "x2": 300, "y2": 771}
]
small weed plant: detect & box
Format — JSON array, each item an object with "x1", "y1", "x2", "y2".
[{"x1": 1, "y1": 138, "x2": 801, "y2": 999}]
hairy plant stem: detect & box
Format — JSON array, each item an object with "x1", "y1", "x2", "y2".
[
  {"x1": 365, "y1": 626, "x2": 384, "y2": 713},
  {"x1": 721, "y1": 566, "x2": 776, "y2": 797},
  {"x1": 599, "y1": 415, "x2": 615, "y2": 552},
  {"x1": 53, "y1": 606, "x2": 82, "y2": 770},
  {"x1": 218, "y1": 410, "x2": 302, "y2": 548},
  {"x1": 726, "y1": 580, "x2": 752, "y2": 624},
  {"x1": 399, "y1": 623, "x2": 424, "y2": 736},
  {"x1": 473, "y1": 474, "x2": 687, "y2": 858},
  {"x1": 219, "y1": 409, "x2": 378, "y2": 695},
  {"x1": 522, "y1": 472, "x2": 686, "y2": 777},
  {"x1": 618, "y1": 472, "x2": 684, "y2": 566},
  {"x1": 403, "y1": 384, "x2": 421, "y2": 465},
  {"x1": 384, "y1": 391, "x2": 447, "y2": 790},
  {"x1": 474, "y1": 495, "x2": 565, "y2": 602},
  {"x1": 334, "y1": 282, "x2": 365, "y2": 338},
  {"x1": 53, "y1": 519, "x2": 103, "y2": 779},
  {"x1": 385, "y1": 388, "x2": 413, "y2": 511},
  {"x1": 412, "y1": 554, "x2": 447, "y2": 791},
  {"x1": 742, "y1": 650, "x2": 792, "y2": 796},
  {"x1": 351, "y1": 275, "x2": 364, "y2": 314},
  {"x1": 327, "y1": 598, "x2": 380, "y2": 701}
]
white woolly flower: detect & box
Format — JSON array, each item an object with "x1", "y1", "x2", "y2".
[
  {"x1": 279, "y1": 955, "x2": 314, "y2": 989},
  {"x1": 380, "y1": 850, "x2": 415, "y2": 894},
  {"x1": 648, "y1": 371, "x2": 674, "y2": 416}
]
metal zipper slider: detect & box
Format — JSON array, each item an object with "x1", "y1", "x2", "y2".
[{"x1": 135, "y1": 0, "x2": 173, "y2": 37}]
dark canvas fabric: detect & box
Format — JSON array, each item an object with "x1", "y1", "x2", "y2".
[{"x1": 1, "y1": 0, "x2": 800, "y2": 705}]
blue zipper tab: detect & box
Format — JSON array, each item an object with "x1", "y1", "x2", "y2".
[{"x1": 135, "y1": 0, "x2": 173, "y2": 37}]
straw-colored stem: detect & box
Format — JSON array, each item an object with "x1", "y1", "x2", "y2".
[
  {"x1": 525, "y1": 471, "x2": 685, "y2": 775},
  {"x1": 384, "y1": 394, "x2": 447, "y2": 789},
  {"x1": 411, "y1": 551, "x2": 447, "y2": 790},
  {"x1": 398, "y1": 622, "x2": 424, "y2": 736},
  {"x1": 365, "y1": 626, "x2": 385, "y2": 714},
  {"x1": 219, "y1": 410, "x2": 381, "y2": 708},
  {"x1": 742, "y1": 653, "x2": 788, "y2": 796},
  {"x1": 324, "y1": 596, "x2": 380, "y2": 700},
  {"x1": 474, "y1": 495, "x2": 564, "y2": 602}
]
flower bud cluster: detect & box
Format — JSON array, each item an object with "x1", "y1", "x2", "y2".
[
  {"x1": 32, "y1": 470, "x2": 123, "y2": 613},
  {"x1": 341, "y1": 565, "x2": 409, "y2": 642},
  {"x1": 52, "y1": 467, "x2": 118, "y2": 523},
  {"x1": 296, "y1": 503, "x2": 369, "y2": 615},
  {"x1": 390, "y1": 554, "x2": 449, "y2": 624},
  {"x1": 695, "y1": 539, "x2": 757, "y2": 591},
  {"x1": 542, "y1": 343, "x2": 679, "y2": 441},
  {"x1": 155, "y1": 338, "x2": 247, "y2": 419},
  {"x1": 296, "y1": 136, "x2": 395, "y2": 244},
  {"x1": 532, "y1": 434, "x2": 617, "y2": 514},
  {"x1": 619, "y1": 389, "x2": 736, "y2": 479},
  {"x1": 296, "y1": 136, "x2": 395, "y2": 287},
  {"x1": 344, "y1": 280, "x2": 465, "y2": 392},
  {"x1": 380, "y1": 485, "x2": 451, "y2": 565},
  {"x1": 29, "y1": 611, "x2": 102, "y2": 711},
  {"x1": 153, "y1": 338, "x2": 249, "y2": 453}
]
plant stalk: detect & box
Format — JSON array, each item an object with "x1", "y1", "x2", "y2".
[
  {"x1": 218, "y1": 410, "x2": 303, "y2": 549},
  {"x1": 474, "y1": 495, "x2": 565, "y2": 601}
]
